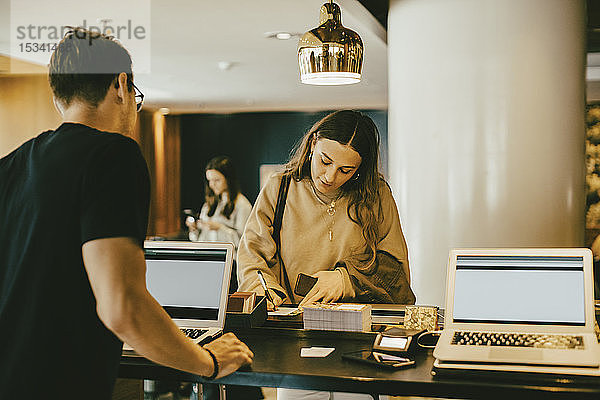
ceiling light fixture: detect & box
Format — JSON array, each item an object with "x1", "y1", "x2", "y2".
[
  {"x1": 217, "y1": 61, "x2": 234, "y2": 71},
  {"x1": 298, "y1": 0, "x2": 363, "y2": 85},
  {"x1": 264, "y1": 31, "x2": 299, "y2": 40},
  {"x1": 276, "y1": 32, "x2": 292, "y2": 40}
]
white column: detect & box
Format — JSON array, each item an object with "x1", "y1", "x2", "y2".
[{"x1": 388, "y1": 0, "x2": 586, "y2": 306}]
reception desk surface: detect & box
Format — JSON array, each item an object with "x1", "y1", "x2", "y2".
[{"x1": 120, "y1": 326, "x2": 600, "y2": 399}]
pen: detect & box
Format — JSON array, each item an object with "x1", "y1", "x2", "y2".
[{"x1": 257, "y1": 270, "x2": 277, "y2": 311}]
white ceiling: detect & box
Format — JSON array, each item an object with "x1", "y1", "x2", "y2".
[
  {"x1": 1, "y1": 0, "x2": 599, "y2": 110},
  {"x1": 141, "y1": 0, "x2": 388, "y2": 113},
  {"x1": 0, "y1": 0, "x2": 388, "y2": 113}
]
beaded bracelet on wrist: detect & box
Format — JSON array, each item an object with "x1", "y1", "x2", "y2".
[{"x1": 204, "y1": 348, "x2": 219, "y2": 380}]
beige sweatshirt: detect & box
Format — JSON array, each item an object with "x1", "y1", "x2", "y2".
[{"x1": 237, "y1": 173, "x2": 411, "y2": 303}]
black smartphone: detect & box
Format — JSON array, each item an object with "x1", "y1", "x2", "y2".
[
  {"x1": 342, "y1": 350, "x2": 415, "y2": 369},
  {"x1": 294, "y1": 273, "x2": 318, "y2": 297}
]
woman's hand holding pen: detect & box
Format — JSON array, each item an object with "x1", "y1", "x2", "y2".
[
  {"x1": 265, "y1": 289, "x2": 284, "y2": 311},
  {"x1": 257, "y1": 270, "x2": 284, "y2": 311},
  {"x1": 299, "y1": 270, "x2": 344, "y2": 306}
]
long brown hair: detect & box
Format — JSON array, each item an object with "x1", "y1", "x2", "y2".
[
  {"x1": 285, "y1": 110, "x2": 383, "y2": 270},
  {"x1": 204, "y1": 156, "x2": 240, "y2": 219}
]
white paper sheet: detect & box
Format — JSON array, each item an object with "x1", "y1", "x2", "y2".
[
  {"x1": 268, "y1": 307, "x2": 301, "y2": 316},
  {"x1": 300, "y1": 347, "x2": 335, "y2": 358}
]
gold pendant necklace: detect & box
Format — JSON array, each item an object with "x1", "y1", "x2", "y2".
[
  {"x1": 309, "y1": 181, "x2": 340, "y2": 241},
  {"x1": 326, "y1": 199, "x2": 336, "y2": 241}
]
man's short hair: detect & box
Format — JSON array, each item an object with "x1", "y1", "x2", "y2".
[{"x1": 49, "y1": 27, "x2": 133, "y2": 107}]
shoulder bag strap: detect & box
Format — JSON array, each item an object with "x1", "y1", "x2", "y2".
[{"x1": 273, "y1": 173, "x2": 295, "y2": 304}]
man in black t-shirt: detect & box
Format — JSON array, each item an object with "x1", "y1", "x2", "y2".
[{"x1": 0, "y1": 28, "x2": 253, "y2": 400}]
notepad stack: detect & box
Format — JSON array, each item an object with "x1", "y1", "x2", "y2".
[{"x1": 303, "y1": 303, "x2": 371, "y2": 332}]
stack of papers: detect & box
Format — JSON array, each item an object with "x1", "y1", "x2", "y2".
[{"x1": 303, "y1": 303, "x2": 371, "y2": 332}]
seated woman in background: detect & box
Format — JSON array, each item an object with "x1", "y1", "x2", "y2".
[
  {"x1": 186, "y1": 156, "x2": 252, "y2": 291},
  {"x1": 237, "y1": 110, "x2": 415, "y2": 309}
]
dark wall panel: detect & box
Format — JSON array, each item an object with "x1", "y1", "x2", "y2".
[{"x1": 180, "y1": 110, "x2": 387, "y2": 212}]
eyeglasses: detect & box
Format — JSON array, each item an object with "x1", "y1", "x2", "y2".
[{"x1": 131, "y1": 82, "x2": 144, "y2": 112}]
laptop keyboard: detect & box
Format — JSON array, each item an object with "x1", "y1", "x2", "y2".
[
  {"x1": 181, "y1": 328, "x2": 208, "y2": 340},
  {"x1": 451, "y1": 331, "x2": 584, "y2": 349}
]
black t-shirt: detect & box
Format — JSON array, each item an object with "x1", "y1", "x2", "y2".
[{"x1": 0, "y1": 123, "x2": 150, "y2": 399}]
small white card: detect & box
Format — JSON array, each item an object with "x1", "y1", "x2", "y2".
[{"x1": 300, "y1": 347, "x2": 335, "y2": 358}]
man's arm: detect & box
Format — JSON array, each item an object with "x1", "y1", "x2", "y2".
[{"x1": 82, "y1": 237, "x2": 253, "y2": 378}]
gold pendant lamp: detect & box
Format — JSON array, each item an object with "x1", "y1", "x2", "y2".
[{"x1": 298, "y1": 0, "x2": 363, "y2": 85}]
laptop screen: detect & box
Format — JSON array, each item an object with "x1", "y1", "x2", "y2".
[
  {"x1": 453, "y1": 255, "x2": 585, "y2": 326},
  {"x1": 144, "y1": 248, "x2": 227, "y2": 321}
]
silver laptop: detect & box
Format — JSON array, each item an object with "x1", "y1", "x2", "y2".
[
  {"x1": 123, "y1": 241, "x2": 233, "y2": 352},
  {"x1": 433, "y1": 248, "x2": 600, "y2": 368}
]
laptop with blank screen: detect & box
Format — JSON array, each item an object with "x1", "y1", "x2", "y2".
[
  {"x1": 433, "y1": 248, "x2": 600, "y2": 370},
  {"x1": 123, "y1": 241, "x2": 233, "y2": 353}
]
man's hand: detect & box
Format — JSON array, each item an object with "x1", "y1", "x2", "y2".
[
  {"x1": 203, "y1": 333, "x2": 254, "y2": 378},
  {"x1": 299, "y1": 270, "x2": 344, "y2": 306}
]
